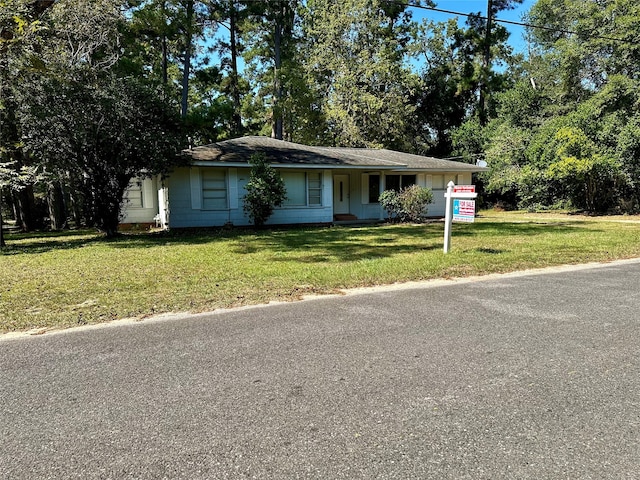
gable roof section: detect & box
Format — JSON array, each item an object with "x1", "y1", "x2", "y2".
[{"x1": 184, "y1": 136, "x2": 485, "y2": 172}]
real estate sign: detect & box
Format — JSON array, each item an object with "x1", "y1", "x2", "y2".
[
  {"x1": 443, "y1": 183, "x2": 478, "y2": 253},
  {"x1": 453, "y1": 199, "x2": 476, "y2": 222},
  {"x1": 452, "y1": 186, "x2": 476, "y2": 223}
]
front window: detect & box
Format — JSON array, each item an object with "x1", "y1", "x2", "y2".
[
  {"x1": 202, "y1": 170, "x2": 227, "y2": 209},
  {"x1": 308, "y1": 172, "x2": 322, "y2": 206},
  {"x1": 432, "y1": 175, "x2": 445, "y2": 189},
  {"x1": 401, "y1": 175, "x2": 416, "y2": 189},
  {"x1": 385, "y1": 174, "x2": 416, "y2": 192},
  {"x1": 368, "y1": 174, "x2": 380, "y2": 203},
  {"x1": 282, "y1": 171, "x2": 322, "y2": 207}
]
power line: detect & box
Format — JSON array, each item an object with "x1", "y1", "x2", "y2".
[{"x1": 391, "y1": 1, "x2": 628, "y2": 44}]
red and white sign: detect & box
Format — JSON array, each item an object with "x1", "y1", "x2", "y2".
[{"x1": 453, "y1": 185, "x2": 476, "y2": 193}]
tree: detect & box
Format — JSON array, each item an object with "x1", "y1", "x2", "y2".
[
  {"x1": 300, "y1": 0, "x2": 419, "y2": 149},
  {"x1": 0, "y1": 0, "x2": 58, "y2": 232},
  {"x1": 477, "y1": 0, "x2": 525, "y2": 125},
  {"x1": 410, "y1": 0, "x2": 523, "y2": 155},
  {"x1": 208, "y1": 0, "x2": 248, "y2": 137},
  {"x1": 242, "y1": 153, "x2": 286, "y2": 226},
  {"x1": 240, "y1": 0, "x2": 300, "y2": 140},
  {"x1": 21, "y1": 73, "x2": 182, "y2": 237},
  {"x1": 10, "y1": 0, "x2": 184, "y2": 237},
  {"x1": 411, "y1": 18, "x2": 479, "y2": 155},
  {"x1": 0, "y1": 162, "x2": 39, "y2": 247}
]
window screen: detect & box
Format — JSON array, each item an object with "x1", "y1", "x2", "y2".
[
  {"x1": 308, "y1": 172, "x2": 322, "y2": 206},
  {"x1": 386, "y1": 175, "x2": 400, "y2": 192},
  {"x1": 401, "y1": 175, "x2": 416, "y2": 189},
  {"x1": 282, "y1": 171, "x2": 306, "y2": 206},
  {"x1": 202, "y1": 170, "x2": 227, "y2": 209}
]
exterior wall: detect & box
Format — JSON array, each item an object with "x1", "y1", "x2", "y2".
[
  {"x1": 360, "y1": 171, "x2": 473, "y2": 219},
  {"x1": 350, "y1": 170, "x2": 472, "y2": 220},
  {"x1": 425, "y1": 172, "x2": 472, "y2": 217},
  {"x1": 357, "y1": 172, "x2": 385, "y2": 220},
  {"x1": 120, "y1": 176, "x2": 159, "y2": 225},
  {"x1": 121, "y1": 167, "x2": 477, "y2": 228},
  {"x1": 167, "y1": 166, "x2": 333, "y2": 228}
]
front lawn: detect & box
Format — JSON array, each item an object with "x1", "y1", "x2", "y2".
[{"x1": 2, "y1": 211, "x2": 640, "y2": 333}]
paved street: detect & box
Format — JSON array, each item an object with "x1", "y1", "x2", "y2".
[{"x1": 2, "y1": 260, "x2": 640, "y2": 479}]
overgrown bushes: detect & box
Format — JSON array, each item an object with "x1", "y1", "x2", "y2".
[
  {"x1": 379, "y1": 185, "x2": 433, "y2": 223},
  {"x1": 243, "y1": 153, "x2": 287, "y2": 226}
]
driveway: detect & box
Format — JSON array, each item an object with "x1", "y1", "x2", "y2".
[{"x1": 1, "y1": 260, "x2": 639, "y2": 479}]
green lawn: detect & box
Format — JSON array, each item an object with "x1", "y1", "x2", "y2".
[{"x1": 2, "y1": 211, "x2": 640, "y2": 333}]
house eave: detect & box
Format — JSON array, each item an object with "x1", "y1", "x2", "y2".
[{"x1": 190, "y1": 160, "x2": 402, "y2": 170}]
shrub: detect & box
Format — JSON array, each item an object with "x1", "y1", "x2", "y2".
[
  {"x1": 379, "y1": 185, "x2": 433, "y2": 223},
  {"x1": 378, "y1": 189, "x2": 402, "y2": 220},
  {"x1": 243, "y1": 153, "x2": 287, "y2": 226}
]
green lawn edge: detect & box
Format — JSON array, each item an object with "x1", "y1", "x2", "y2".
[{"x1": 2, "y1": 211, "x2": 640, "y2": 333}]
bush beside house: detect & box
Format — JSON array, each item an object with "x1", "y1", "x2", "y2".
[{"x1": 379, "y1": 185, "x2": 433, "y2": 223}]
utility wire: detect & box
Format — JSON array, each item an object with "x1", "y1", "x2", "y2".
[{"x1": 391, "y1": 1, "x2": 628, "y2": 44}]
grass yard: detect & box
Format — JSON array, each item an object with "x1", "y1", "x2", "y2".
[{"x1": 2, "y1": 210, "x2": 640, "y2": 333}]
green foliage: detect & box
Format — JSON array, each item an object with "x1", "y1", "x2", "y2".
[
  {"x1": 20, "y1": 72, "x2": 183, "y2": 236},
  {"x1": 546, "y1": 155, "x2": 625, "y2": 213},
  {"x1": 379, "y1": 185, "x2": 433, "y2": 223},
  {"x1": 451, "y1": 117, "x2": 491, "y2": 163},
  {"x1": 242, "y1": 153, "x2": 287, "y2": 226},
  {"x1": 300, "y1": 0, "x2": 417, "y2": 149},
  {"x1": 378, "y1": 190, "x2": 402, "y2": 220}
]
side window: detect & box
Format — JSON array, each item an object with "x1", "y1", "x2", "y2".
[
  {"x1": 308, "y1": 172, "x2": 322, "y2": 206},
  {"x1": 125, "y1": 179, "x2": 143, "y2": 208},
  {"x1": 202, "y1": 170, "x2": 227, "y2": 209},
  {"x1": 368, "y1": 174, "x2": 380, "y2": 203}
]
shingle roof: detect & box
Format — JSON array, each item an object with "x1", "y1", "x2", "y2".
[{"x1": 184, "y1": 136, "x2": 486, "y2": 172}]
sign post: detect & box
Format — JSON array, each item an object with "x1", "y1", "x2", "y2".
[{"x1": 443, "y1": 182, "x2": 477, "y2": 253}]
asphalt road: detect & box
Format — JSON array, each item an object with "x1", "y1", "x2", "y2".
[{"x1": 2, "y1": 260, "x2": 640, "y2": 479}]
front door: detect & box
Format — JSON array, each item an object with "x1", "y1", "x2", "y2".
[{"x1": 333, "y1": 175, "x2": 350, "y2": 214}]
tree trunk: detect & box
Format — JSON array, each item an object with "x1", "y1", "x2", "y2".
[
  {"x1": 65, "y1": 181, "x2": 83, "y2": 227},
  {"x1": 271, "y1": 2, "x2": 283, "y2": 140},
  {"x1": 0, "y1": 193, "x2": 5, "y2": 248},
  {"x1": 161, "y1": 1, "x2": 169, "y2": 85},
  {"x1": 13, "y1": 186, "x2": 38, "y2": 232},
  {"x1": 478, "y1": 0, "x2": 493, "y2": 126},
  {"x1": 47, "y1": 181, "x2": 66, "y2": 230},
  {"x1": 181, "y1": 0, "x2": 194, "y2": 118},
  {"x1": 229, "y1": 0, "x2": 242, "y2": 135}
]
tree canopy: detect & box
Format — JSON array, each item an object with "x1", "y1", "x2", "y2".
[{"x1": 2, "y1": 0, "x2": 639, "y2": 244}]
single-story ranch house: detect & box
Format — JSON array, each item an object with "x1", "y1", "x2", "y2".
[{"x1": 121, "y1": 136, "x2": 487, "y2": 229}]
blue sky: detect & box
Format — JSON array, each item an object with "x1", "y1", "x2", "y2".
[
  {"x1": 202, "y1": 1, "x2": 538, "y2": 75},
  {"x1": 410, "y1": 0, "x2": 537, "y2": 54}
]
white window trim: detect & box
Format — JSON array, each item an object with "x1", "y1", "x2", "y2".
[
  {"x1": 362, "y1": 173, "x2": 382, "y2": 205},
  {"x1": 201, "y1": 169, "x2": 229, "y2": 210}
]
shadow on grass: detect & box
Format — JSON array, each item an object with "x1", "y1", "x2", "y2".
[
  {"x1": 450, "y1": 220, "x2": 595, "y2": 237},
  {"x1": 474, "y1": 247, "x2": 505, "y2": 254},
  {"x1": 0, "y1": 228, "x2": 237, "y2": 255},
  {"x1": 251, "y1": 225, "x2": 443, "y2": 262},
  {"x1": 1, "y1": 220, "x2": 602, "y2": 258},
  {"x1": 0, "y1": 230, "x2": 107, "y2": 255}
]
